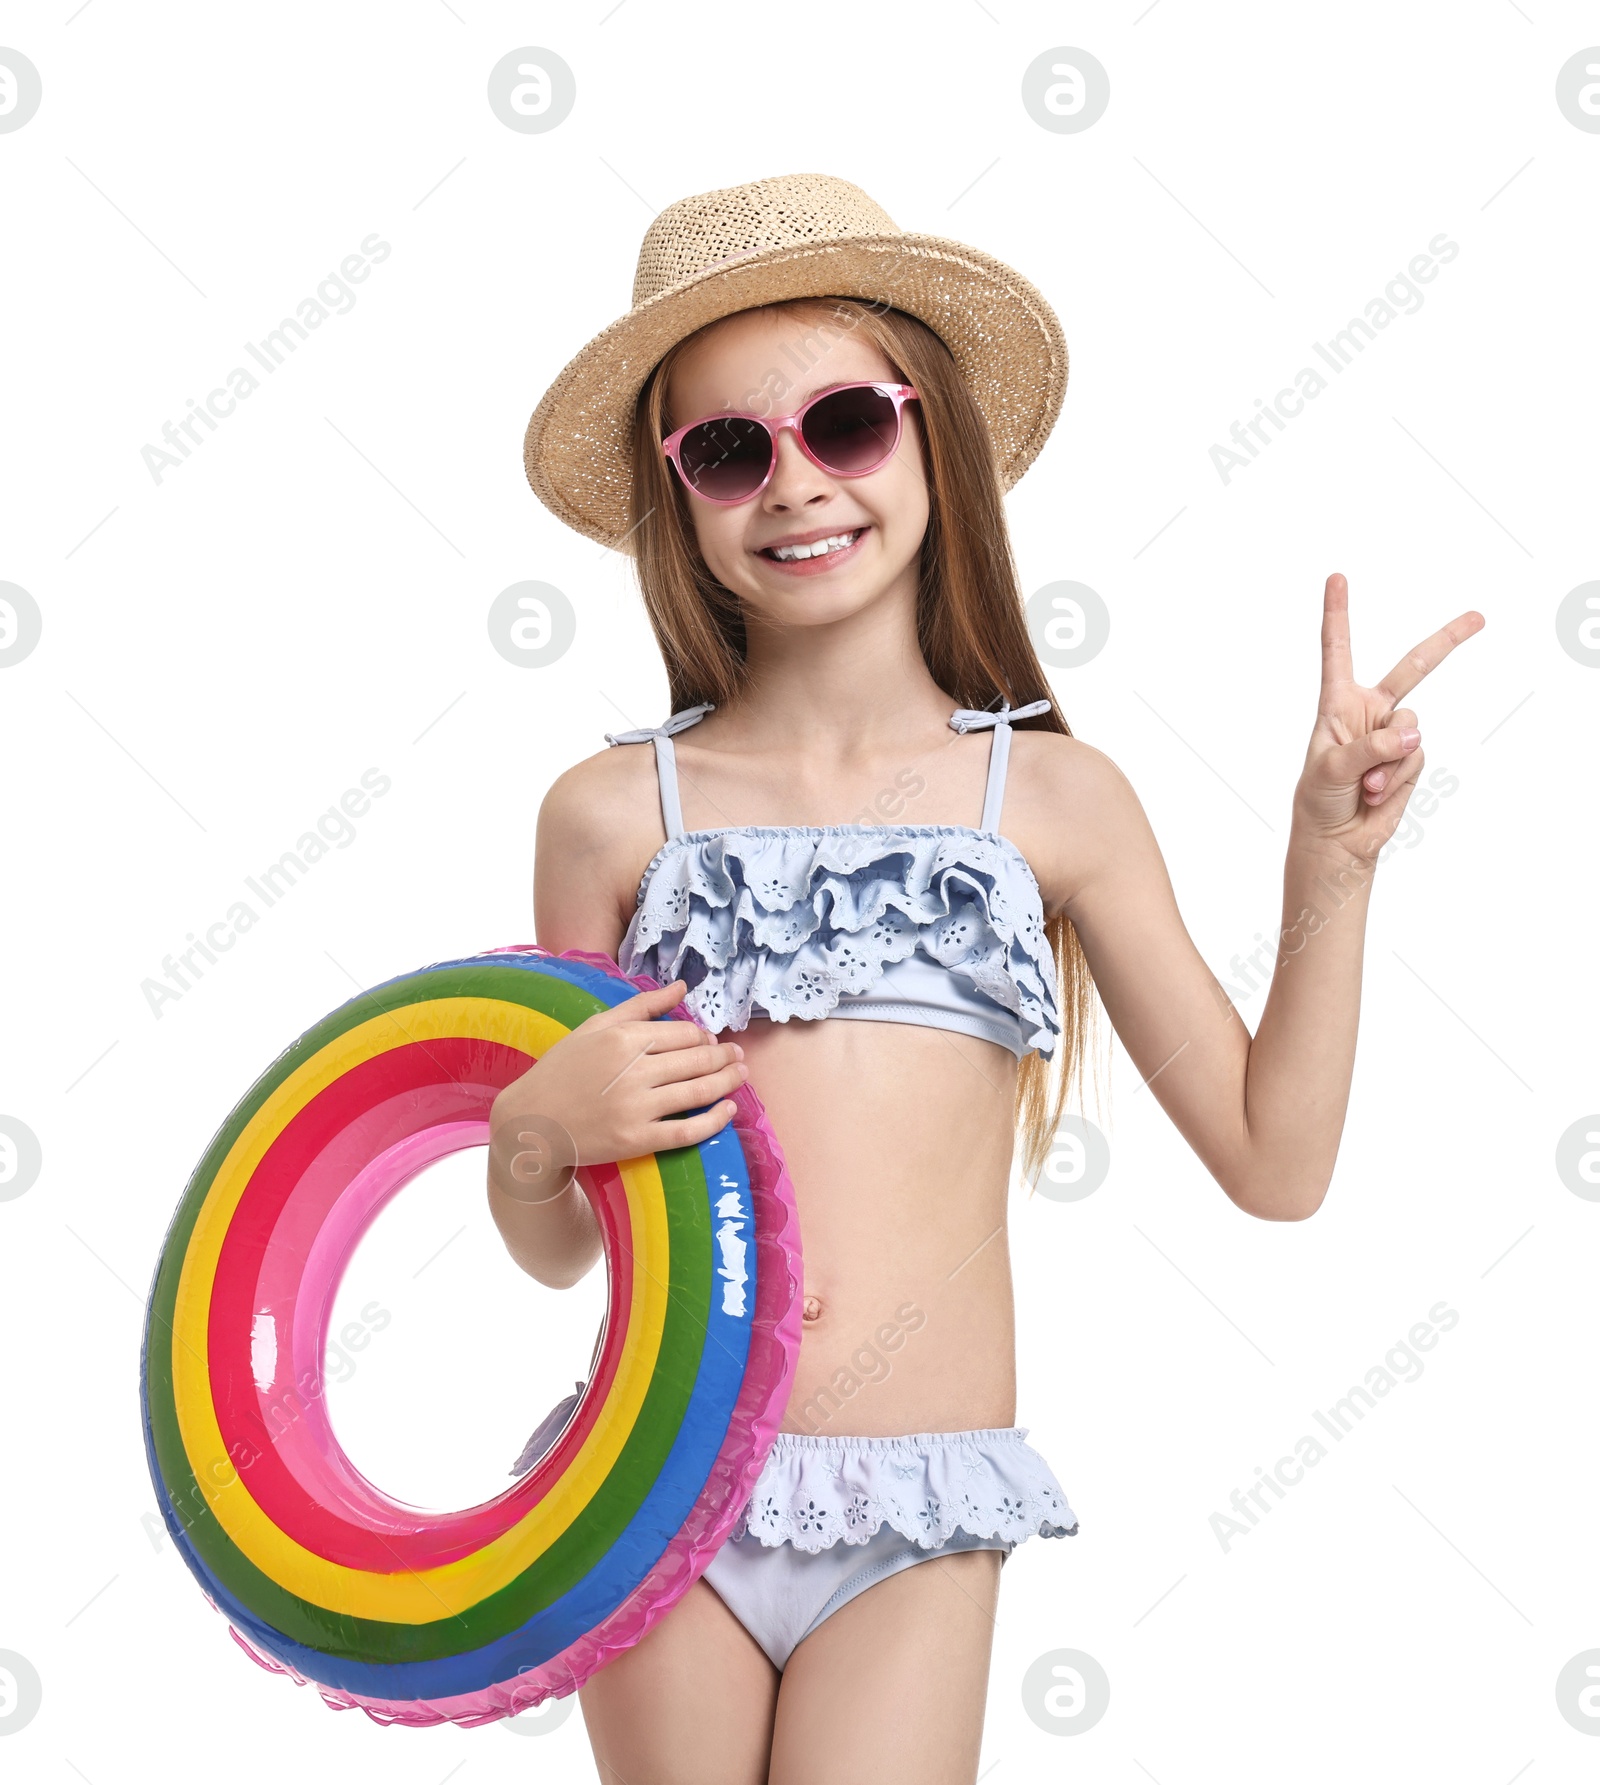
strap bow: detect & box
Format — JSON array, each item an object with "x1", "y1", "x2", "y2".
[
  {"x1": 948, "y1": 697, "x2": 1052, "y2": 735},
  {"x1": 604, "y1": 702, "x2": 716, "y2": 747}
]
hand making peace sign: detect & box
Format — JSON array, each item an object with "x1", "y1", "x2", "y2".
[{"x1": 1294, "y1": 573, "x2": 1485, "y2": 855}]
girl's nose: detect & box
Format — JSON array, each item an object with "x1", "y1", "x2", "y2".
[{"x1": 762, "y1": 426, "x2": 831, "y2": 511}]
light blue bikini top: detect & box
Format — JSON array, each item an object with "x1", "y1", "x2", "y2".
[{"x1": 606, "y1": 700, "x2": 1061, "y2": 1060}]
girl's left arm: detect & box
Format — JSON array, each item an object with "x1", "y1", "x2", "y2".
[{"x1": 1042, "y1": 573, "x2": 1483, "y2": 1220}]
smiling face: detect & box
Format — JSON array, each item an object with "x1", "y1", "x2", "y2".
[{"x1": 662, "y1": 304, "x2": 931, "y2": 630}]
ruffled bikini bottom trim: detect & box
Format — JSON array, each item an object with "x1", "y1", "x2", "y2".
[{"x1": 727, "y1": 1424, "x2": 1080, "y2": 1554}]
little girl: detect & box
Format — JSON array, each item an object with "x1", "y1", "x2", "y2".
[{"x1": 488, "y1": 174, "x2": 1481, "y2": 1785}]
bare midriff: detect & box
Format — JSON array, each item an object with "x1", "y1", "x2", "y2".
[{"x1": 721, "y1": 1011, "x2": 1021, "y2": 1439}]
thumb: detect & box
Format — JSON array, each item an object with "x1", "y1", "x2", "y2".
[{"x1": 1323, "y1": 722, "x2": 1421, "y2": 784}]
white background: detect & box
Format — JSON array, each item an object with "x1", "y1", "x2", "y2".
[{"x1": 2, "y1": 2, "x2": 1596, "y2": 1779}]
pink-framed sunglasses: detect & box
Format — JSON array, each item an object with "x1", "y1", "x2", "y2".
[{"x1": 660, "y1": 380, "x2": 920, "y2": 505}]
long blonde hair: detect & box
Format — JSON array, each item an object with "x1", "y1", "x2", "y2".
[{"x1": 628, "y1": 296, "x2": 1096, "y2": 1184}]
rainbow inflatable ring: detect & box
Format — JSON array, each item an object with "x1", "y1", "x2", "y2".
[{"x1": 140, "y1": 945, "x2": 802, "y2": 1727}]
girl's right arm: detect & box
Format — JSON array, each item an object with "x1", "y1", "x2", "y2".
[{"x1": 486, "y1": 757, "x2": 748, "y2": 1287}]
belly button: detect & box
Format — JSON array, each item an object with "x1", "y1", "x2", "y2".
[{"x1": 802, "y1": 1294, "x2": 823, "y2": 1323}]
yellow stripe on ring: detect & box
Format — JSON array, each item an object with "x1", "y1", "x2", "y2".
[{"x1": 170, "y1": 995, "x2": 671, "y2": 1621}]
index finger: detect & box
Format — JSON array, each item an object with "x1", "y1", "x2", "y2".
[
  {"x1": 1320, "y1": 573, "x2": 1354, "y2": 695},
  {"x1": 633, "y1": 1014, "x2": 723, "y2": 1052},
  {"x1": 583, "y1": 978, "x2": 687, "y2": 1029},
  {"x1": 1375, "y1": 609, "x2": 1486, "y2": 703}
]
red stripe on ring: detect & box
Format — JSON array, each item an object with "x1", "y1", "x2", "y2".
[{"x1": 202, "y1": 1036, "x2": 636, "y2": 1572}]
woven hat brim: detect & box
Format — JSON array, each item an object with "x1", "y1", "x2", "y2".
[{"x1": 523, "y1": 232, "x2": 1068, "y2": 552}]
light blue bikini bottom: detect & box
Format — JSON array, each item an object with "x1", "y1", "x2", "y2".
[
  {"x1": 701, "y1": 1518, "x2": 1014, "y2": 1670},
  {"x1": 696, "y1": 1426, "x2": 1079, "y2": 1672},
  {"x1": 511, "y1": 1411, "x2": 1080, "y2": 1676}
]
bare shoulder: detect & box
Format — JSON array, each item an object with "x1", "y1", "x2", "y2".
[
  {"x1": 1003, "y1": 730, "x2": 1160, "y2": 917},
  {"x1": 535, "y1": 739, "x2": 670, "y2": 943}
]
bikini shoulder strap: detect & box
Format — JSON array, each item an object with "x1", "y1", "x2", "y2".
[
  {"x1": 604, "y1": 703, "x2": 715, "y2": 841},
  {"x1": 948, "y1": 698, "x2": 1052, "y2": 833}
]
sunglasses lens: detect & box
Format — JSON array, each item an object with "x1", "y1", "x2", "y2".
[
  {"x1": 676, "y1": 416, "x2": 772, "y2": 501},
  {"x1": 801, "y1": 385, "x2": 901, "y2": 475}
]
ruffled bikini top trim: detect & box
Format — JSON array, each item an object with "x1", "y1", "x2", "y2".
[{"x1": 607, "y1": 700, "x2": 1063, "y2": 1060}]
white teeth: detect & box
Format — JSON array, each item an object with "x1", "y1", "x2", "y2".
[{"x1": 770, "y1": 530, "x2": 860, "y2": 562}]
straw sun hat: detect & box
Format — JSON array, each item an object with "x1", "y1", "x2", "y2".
[{"x1": 523, "y1": 171, "x2": 1068, "y2": 551}]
